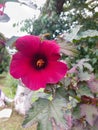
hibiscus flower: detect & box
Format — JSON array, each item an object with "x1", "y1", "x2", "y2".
[{"x1": 10, "y1": 35, "x2": 68, "y2": 90}]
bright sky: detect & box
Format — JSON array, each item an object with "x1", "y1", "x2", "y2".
[{"x1": 0, "y1": 0, "x2": 46, "y2": 38}]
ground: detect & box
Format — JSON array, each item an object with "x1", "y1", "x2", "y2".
[
  {"x1": 0, "y1": 108, "x2": 36, "y2": 130},
  {"x1": 0, "y1": 76, "x2": 36, "y2": 130}
]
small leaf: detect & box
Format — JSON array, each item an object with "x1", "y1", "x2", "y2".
[
  {"x1": 78, "y1": 71, "x2": 91, "y2": 81},
  {"x1": 22, "y1": 93, "x2": 68, "y2": 130},
  {"x1": 56, "y1": 37, "x2": 78, "y2": 57},
  {"x1": 87, "y1": 79, "x2": 98, "y2": 94},
  {"x1": 60, "y1": 77, "x2": 71, "y2": 88},
  {"x1": 77, "y1": 83, "x2": 93, "y2": 97},
  {"x1": 80, "y1": 104, "x2": 98, "y2": 126},
  {"x1": 83, "y1": 63, "x2": 93, "y2": 72},
  {"x1": 68, "y1": 59, "x2": 90, "y2": 73},
  {"x1": 6, "y1": 36, "x2": 18, "y2": 48},
  {"x1": 73, "y1": 105, "x2": 81, "y2": 119},
  {"x1": 71, "y1": 118, "x2": 84, "y2": 130}
]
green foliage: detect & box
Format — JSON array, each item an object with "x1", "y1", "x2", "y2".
[
  {"x1": 0, "y1": 33, "x2": 10, "y2": 74},
  {"x1": 0, "y1": 46, "x2": 10, "y2": 73},
  {"x1": 75, "y1": 30, "x2": 98, "y2": 40},
  {"x1": 73, "y1": 36, "x2": 98, "y2": 74},
  {"x1": 22, "y1": 90, "x2": 68, "y2": 130},
  {"x1": 4, "y1": 73, "x2": 18, "y2": 97},
  {"x1": 61, "y1": 59, "x2": 98, "y2": 130}
]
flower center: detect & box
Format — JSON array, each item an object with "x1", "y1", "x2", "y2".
[
  {"x1": 32, "y1": 54, "x2": 47, "y2": 70},
  {"x1": 36, "y1": 59, "x2": 45, "y2": 68}
]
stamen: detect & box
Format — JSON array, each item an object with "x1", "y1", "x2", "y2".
[{"x1": 36, "y1": 59, "x2": 45, "y2": 68}]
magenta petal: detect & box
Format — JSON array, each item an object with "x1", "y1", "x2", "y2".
[
  {"x1": 22, "y1": 71, "x2": 47, "y2": 90},
  {"x1": 41, "y1": 40, "x2": 60, "y2": 60},
  {"x1": 21, "y1": 61, "x2": 68, "y2": 90},
  {"x1": 10, "y1": 52, "x2": 31, "y2": 78},
  {"x1": 43, "y1": 61, "x2": 68, "y2": 83},
  {"x1": 15, "y1": 35, "x2": 41, "y2": 56}
]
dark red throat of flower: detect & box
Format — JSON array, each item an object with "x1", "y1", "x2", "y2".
[{"x1": 32, "y1": 54, "x2": 47, "y2": 70}]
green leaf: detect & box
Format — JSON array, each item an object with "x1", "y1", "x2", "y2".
[
  {"x1": 75, "y1": 30, "x2": 98, "y2": 40},
  {"x1": 22, "y1": 93, "x2": 68, "y2": 130},
  {"x1": 6, "y1": 36, "x2": 18, "y2": 48},
  {"x1": 83, "y1": 63, "x2": 93, "y2": 72},
  {"x1": 80, "y1": 104, "x2": 98, "y2": 126},
  {"x1": 73, "y1": 105, "x2": 81, "y2": 119},
  {"x1": 78, "y1": 71, "x2": 91, "y2": 81},
  {"x1": 69, "y1": 59, "x2": 91, "y2": 73},
  {"x1": 76, "y1": 84, "x2": 92, "y2": 97}
]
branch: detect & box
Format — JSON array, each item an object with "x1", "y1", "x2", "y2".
[{"x1": 55, "y1": 0, "x2": 66, "y2": 14}]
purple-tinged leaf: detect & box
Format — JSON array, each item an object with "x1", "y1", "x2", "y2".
[
  {"x1": 83, "y1": 62, "x2": 93, "y2": 72},
  {"x1": 56, "y1": 36, "x2": 78, "y2": 57},
  {"x1": 22, "y1": 92, "x2": 69, "y2": 130},
  {"x1": 78, "y1": 71, "x2": 91, "y2": 81},
  {"x1": 68, "y1": 59, "x2": 90, "y2": 73},
  {"x1": 64, "y1": 113, "x2": 72, "y2": 129},
  {"x1": 87, "y1": 79, "x2": 98, "y2": 94},
  {"x1": 72, "y1": 124, "x2": 83, "y2": 130},
  {"x1": 71, "y1": 119, "x2": 84, "y2": 130},
  {"x1": 93, "y1": 117, "x2": 98, "y2": 130},
  {"x1": 80, "y1": 104, "x2": 98, "y2": 126}
]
